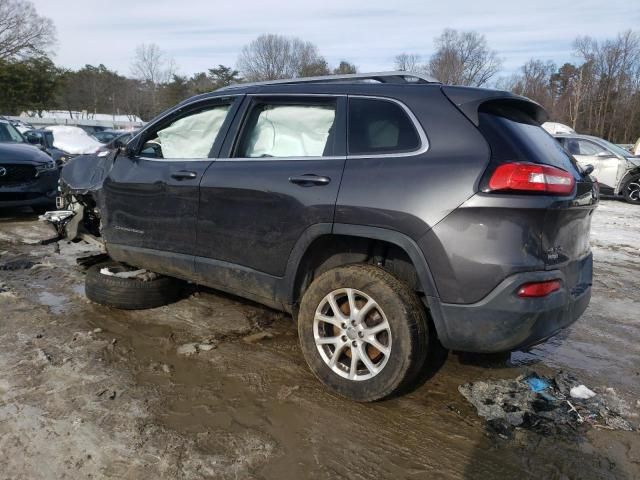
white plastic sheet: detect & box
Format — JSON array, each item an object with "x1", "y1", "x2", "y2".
[
  {"x1": 244, "y1": 105, "x2": 335, "y2": 157},
  {"x1": 158, "y1": 106, "x2": 229, "y2": 159}
]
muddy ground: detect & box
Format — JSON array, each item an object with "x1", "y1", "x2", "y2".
[{"x1": 0, "y1": 200, "x2": 638, "y2": 480}]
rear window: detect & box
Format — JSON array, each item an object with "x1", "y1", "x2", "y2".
[
  {"x1": 348, "y1": 98, "x2": 420, "y2": 155},
  {"x1": 478, "y1": 103, "x2": 578, "y2": 173}
]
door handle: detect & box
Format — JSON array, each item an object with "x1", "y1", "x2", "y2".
[
  {"x1": 171, "y1": 170, "x2": 198, "y2": 180},
  {"x1": 288, "y1": 174, "x2": 331, "y2": 186}
]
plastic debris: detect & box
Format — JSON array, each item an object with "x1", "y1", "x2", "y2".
[
  {"x1": 459, "y1": 371, "x2": 638, "y2": 437},
  {"x1": 570, "y1": 385, "x2": 597, "y2": 400},
  {"x1": 525, "y1": 375, "x2": 550, "y2": 392}
]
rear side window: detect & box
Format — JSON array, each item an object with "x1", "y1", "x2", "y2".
[
  {"x1": 236, "y1": 101, "x2": 337, "y2": 158},
  {"x1": 478, "y1": 103, "x2": 578, "y2": 173},
  {"x1": 348, "y1": 98, "x2": 420, "y2": 155}
]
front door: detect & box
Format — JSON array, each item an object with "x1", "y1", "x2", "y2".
[
  {"x1": 563, "y1": 138, "x2": 621, "y2": 191},
  {"x1": 195, "y1": 95, "x2": 347, "y2": 303},
  {"x1": 100, "y1": 96, "x2": 240, "y2": 278}
]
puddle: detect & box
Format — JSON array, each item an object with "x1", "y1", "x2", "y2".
[{"x1": 37, "y1": 291, "x2": 68, "y2": 315}]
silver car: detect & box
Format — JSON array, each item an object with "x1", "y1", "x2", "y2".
[{"x1": 556, "y1": 134, "x2": 640, "y2": 204}]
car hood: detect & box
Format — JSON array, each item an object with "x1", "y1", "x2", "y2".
[
  {"x1": 0, "y1": 142, "x2": 52, "y2": 164},
  {"x1": 60, "y1": 151, "x2": 116, "y2": 193}
]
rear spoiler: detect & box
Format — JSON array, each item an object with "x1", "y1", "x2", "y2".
[{"x1": 441, "y1": 86, "x2": 549, "y2": 126}]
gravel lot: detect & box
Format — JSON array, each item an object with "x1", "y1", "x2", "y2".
[{"x1": 0, "y1": 199, "x2": 638, "y2": 479}]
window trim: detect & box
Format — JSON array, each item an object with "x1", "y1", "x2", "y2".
[
  {"x1": 216, "y1": 93, "x2": 428, "y2": 162},
  {"x1": 346, "y1": 95, "x2": 429, "y2": 159}
]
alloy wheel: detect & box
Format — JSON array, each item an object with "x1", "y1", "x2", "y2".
[{"x1": 313, "y1": 288, "x2": 392, "y2": 381}]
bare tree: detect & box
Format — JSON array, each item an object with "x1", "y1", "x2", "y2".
[
  {"x1": 131, "y1": 43, "x2": 176, "y2": 115},
  {"x1": 394, "y1": 53, "x2": 422, "y2": 73},
  {"x1": 0, "y1": 0, "x2": 56, "y2": 60},
  {"x1": 131, "y1": 43, "x2": 175, "y2": 86},
  {"x1": 237, "y1": 34, "x2": 329, "y2": 81},
  {"x1": 428, "y1": 29, "x2": 501, "y2": 86}
]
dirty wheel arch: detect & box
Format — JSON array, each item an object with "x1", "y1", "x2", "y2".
[
  {"x1": 85, "y1": 261, "x2": 185, "y2": 310},
  {"x1": 297, "y1": 264, "x2": 429, "y2": 402}
]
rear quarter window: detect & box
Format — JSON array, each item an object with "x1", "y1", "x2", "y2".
[
  {"x1": 478, "y1": 103, "x2": 579, "y2": 174},
  {"x1": 348, "y1": 98, "x2": 420, "y2": 155}
]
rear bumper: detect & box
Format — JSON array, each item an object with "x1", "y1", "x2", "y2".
[{"x1": 429, "y1": 253, "x2": 592, "y2": 353}]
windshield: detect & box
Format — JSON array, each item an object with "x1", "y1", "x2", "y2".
[
  {"x1": 598, "y1": 138, "x2": 635, "y2": 158},
  {"x1": 0, "y1": 122, "x2": 25, "y2": 143}
]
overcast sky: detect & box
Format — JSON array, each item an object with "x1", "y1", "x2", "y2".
[{"x1": 32, "y1": 0, "x2": 638, "y2": 79}]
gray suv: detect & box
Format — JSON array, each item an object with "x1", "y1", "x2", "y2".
[{"x1": 52, "y1": 72, "x2": 598, "y2": 401}]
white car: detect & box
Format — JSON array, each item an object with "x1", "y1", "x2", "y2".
[{"x1": 555, "y1": 134, "x2": 640, "y2": 204}]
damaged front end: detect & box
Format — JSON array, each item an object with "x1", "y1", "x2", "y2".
[{"x1": 41, "y1": 150, "x2": 117, "y2": 247}]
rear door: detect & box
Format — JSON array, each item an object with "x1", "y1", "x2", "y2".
[
  {"x1": 100, "y1": 96, "x2": 240, "y2": 277},
  {"x1": 195, "y1": 95, "x2": 346, "y2": 302}
]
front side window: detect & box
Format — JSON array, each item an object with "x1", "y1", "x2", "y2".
[
  {"x1": 575, "y1": 140, "x2": 609, "y2": 156},
  {"x1": 141, "y1": 103, "x2": 231, "y2": 159},
  {"x1": 236, "y1": 102, "x2": 337, "y2": 158},
  {"x1": 348, "y1": 98, "x2": 420, "y2": 155}
]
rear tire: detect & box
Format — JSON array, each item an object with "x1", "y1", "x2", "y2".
[
  {"x1": 85, "y1": 261, "x2": 184, "y2": 310},
  {"x1": 623, "y1": 174, "x2": 640, "y2": 204},
  {"x1": 297, "y1": 264, "x2": 429, "y2": 402}
]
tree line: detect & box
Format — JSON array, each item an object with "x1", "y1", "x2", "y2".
[{"x1": 0, "y1": 0, "x2": 638, "y2": 142}]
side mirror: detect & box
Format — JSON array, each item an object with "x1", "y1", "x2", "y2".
[{"x1": 582, "y1": 164, "x2": 595, "y2": 175}]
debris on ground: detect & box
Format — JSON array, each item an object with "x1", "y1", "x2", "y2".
[
  {"x1": 0, "y1": 259, "x2": 36, "y2": 270},
  {"x1": 99, "y1": 267, "x2": 159, "y2": 281},
  {"x1": 459, "y1": 371, "x2": 638, "y2": 438},
  {"x1": 176, "y1": 341, "x2": 219, "y2": 356},
  {"x1": 177, "y1": 343, "x2": 199, "y2": 356},
  {"x1": 571, "y1": 385, "x2": 597, "y2": 400}
]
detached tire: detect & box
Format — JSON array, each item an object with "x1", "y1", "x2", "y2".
[
  {"x1": 298, "y1": 264, "x2": 429, "y2": 402},
  {"x1": 623, "y1": 174, "x2": 640, "y2": 204},
  {"x1": 85, "y1": 261, "x2": 183, "y2": 310}
]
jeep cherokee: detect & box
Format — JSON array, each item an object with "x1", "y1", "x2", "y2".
[{"x1": 52, "y1": 72, "x2": 598, "y2": 401}]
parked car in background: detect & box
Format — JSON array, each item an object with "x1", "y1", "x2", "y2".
[
  {"x1": 92, "y1": 129, "x2": 128, "y2": 144},
  {"x1": 633, "y1": 137, "x2": 640, "y2": 156},
  {"x1": 24, "y1": 129, "x2": 72, "y2": 165},
  {"x1": 53, "y1": 72, "x2": 598, "y2": 401},
  {"x1": 9, "y1": 119, "x2": 34, "y2": 134},
  {"x1": 0, "y1": 118, "x2": 59, "y2": 213},
  {"x1": 45, "y1": 126, "x2": 103, "y2": 155},
  {"x1": 555, "y1": 133, "x2": 640, "y2": 204}
]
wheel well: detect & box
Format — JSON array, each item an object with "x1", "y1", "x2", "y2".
[
  {"x1": 292, "y1": 235, "x2": 422, "y2": 310},
  {"x1": 621, "y1": 168, "x2": 640, "y2": 189}
]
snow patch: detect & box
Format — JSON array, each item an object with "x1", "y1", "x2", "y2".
[{"x1": 45, "y1": 126, "x2": 102, "y2": 155}]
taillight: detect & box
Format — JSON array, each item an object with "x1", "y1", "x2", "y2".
[
  {"x1": 517, "y1": 280, "x2": 561, "y2": 298},
  {"x1": 488, "y1": 162, "x2": 575, "y2": 195}
]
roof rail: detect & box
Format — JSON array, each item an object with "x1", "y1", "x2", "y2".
[{"x1": 217, "y1": 71, "x2": 439, "y2": 91}]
